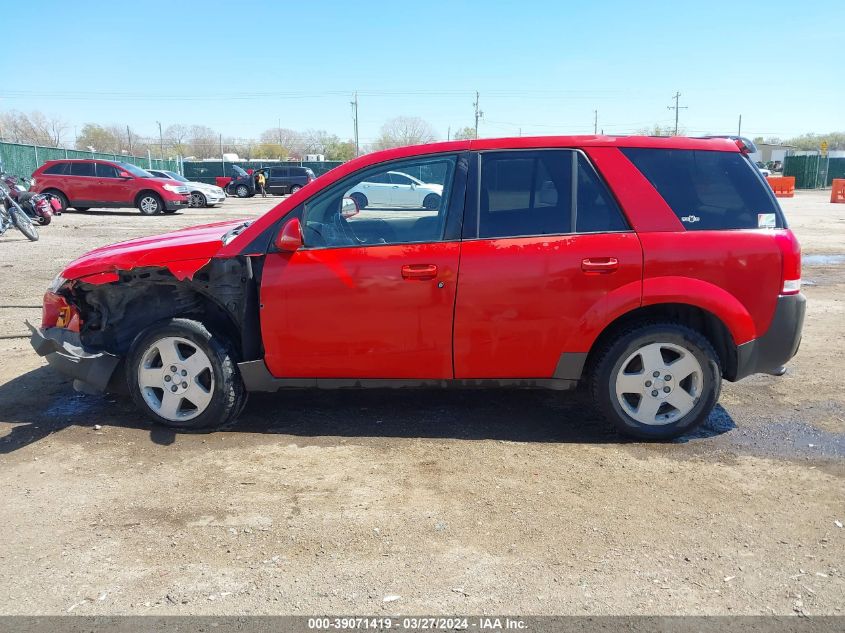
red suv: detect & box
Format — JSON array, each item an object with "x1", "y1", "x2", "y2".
[
  {"x1": 31, "y1": 160, "x2": 190, "y2": 215},
  {"x1": 29, "y1": 136, "x2": 804, "y2": 440}
]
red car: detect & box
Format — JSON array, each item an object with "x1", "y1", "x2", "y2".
[
  {"x1": 30, "y1": 135, "x2": 804, "y2": 440},
  {"x1": 31, "y1": 159, "x2": 191, "y2": 215}
]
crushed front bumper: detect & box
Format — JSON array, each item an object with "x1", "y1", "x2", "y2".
[{"x1": 28, "y1": 323, "x2": 121, "y2": 393}]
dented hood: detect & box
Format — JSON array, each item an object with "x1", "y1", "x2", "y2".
[{"x1": 62, "y1": 219, "x2": 248, "y2": 281}]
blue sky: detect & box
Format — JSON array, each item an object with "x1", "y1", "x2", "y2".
[{"x1": 3, "y1": 0, "x2": 841, "y2": 144}]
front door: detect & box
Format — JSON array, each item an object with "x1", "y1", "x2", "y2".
[
  {"x1": 453, "y1": 149, "x2": 643, "y2": 378},
  {"x1": 260, "y1": 153, "x2": 464, "y2": 379},
  {"x1": 93, "y1": 162, "x2": 133, "y2": 205}
]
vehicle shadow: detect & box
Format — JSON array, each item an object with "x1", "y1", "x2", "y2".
[
  {"x1": 0, "y1": 365, "x2": 737, "y2": 454},
  {"x1": 65, "y1": 210, "x2": 186, "y2": 217}
]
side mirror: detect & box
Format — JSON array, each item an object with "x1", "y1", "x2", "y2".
[
  {"x1": 274, "y1": 217, "x2": 303, "y2": 252},
  {"x1": 341, "y1": 196, "x2": 359, "y2": 219},
  {"x1": 409, "y1": 181, "x2": 416, "y2": 189},
  {"x1": 118, "y1": 171, "x2": 132, "y2": 179}
]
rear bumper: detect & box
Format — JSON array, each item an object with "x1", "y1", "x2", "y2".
[
  {"x1": 28, "y1": 323, "x2": 120, "y2": 392},
  {"x1": 733, "y1": 293, "x2": 806, "y2": 380}
]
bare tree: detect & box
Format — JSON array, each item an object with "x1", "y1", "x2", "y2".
[
  {"x1": 372, "y1": 116, "x2": 437, "y2": 150},
  {"x1": 164, "y1": 124, "x2": 191, "y2": 155},
  {"x1": 0, "y1": 110, "x2": 68, "y2": 146},
  {"x1": 452, "y1": 126, "x2": 476, "y2": 140}
]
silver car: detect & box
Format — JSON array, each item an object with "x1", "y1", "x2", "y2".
[{"x1": 147, "y1": 170, "x2": 226, "y2": 208}]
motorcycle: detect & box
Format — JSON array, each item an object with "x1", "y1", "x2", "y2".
[
  {"x1": 0, "y1": 178, "x2": 39, "y2": 241},
  {"x1": 1, "y1": 173, "x2": 59, "y2": 226}
]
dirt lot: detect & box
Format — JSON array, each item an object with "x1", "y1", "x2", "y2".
[{"x1": 0, "y1": 191, "x2": 843, "y2": 616}]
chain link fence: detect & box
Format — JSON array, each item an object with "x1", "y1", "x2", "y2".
[
  {"x1": 183, "y1": 160, "x2": 344, "y2": 184},
  {"x1": 0, "y1": 141, "x2": 181, "y2": 180},
  {"x1": 783, "y1": 152, "x2": 845, "y2": 189}
]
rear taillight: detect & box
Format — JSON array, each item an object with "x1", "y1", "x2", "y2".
[{"x1": 775, "y1": 230, "x2": 801, "y2": 295}]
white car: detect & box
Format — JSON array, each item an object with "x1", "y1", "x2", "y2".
[
  {"x1": 148, "y1": 170, "x2": 226, "y2": 208},
  {"x1": 755, "y1": 161, "x2": 772, "y2": 178},
  {"x1": 346, "y1": 171, "x2": 443, "y2": 210}
]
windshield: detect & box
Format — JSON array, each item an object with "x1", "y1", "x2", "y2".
[
  {"x1": 117, "y1": 162, "x2": 155, "y2": 178},
  {"x1": 164, "y1": 171, "x2": 189, "y2": 182}
]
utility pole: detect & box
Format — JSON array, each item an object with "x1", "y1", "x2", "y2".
[
  {"x1": 350, "y1": 92, "x2": 359, "y2": 157},
  {"x1": 737, "y1": 114, "x2": 742, "y2": 137},
  {"x1": 156, "y1": 121, "x2": 164, "y2": 158},
  {"x1": 473, "y1": 91, "x2": 483, "y2": 139},
  {"x1": 666, "y1": 92, "x2": 687, "y2": 136},
  {"x1": 447, "y1": 126, "x2": 450, "y2": 141},
  {"x1": 278, "y1": 118, "x2": 283, "y2": 151},
  {"x1": 594, "y1": 109, "x2": 598, "y2": 135},
  {"x1": 126, "y1": 125, "x2": 132, "y2": 153}
]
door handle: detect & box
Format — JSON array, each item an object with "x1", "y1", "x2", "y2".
[
  {"x1": 581, "y1": 257, "x2": 619, "y2": 273},
  {"x1": 401, "y1": 264, "x2": 438, "y2": 280},
  {"x1": 392, "y1": 185, "x2": 399, "y2": 189}
]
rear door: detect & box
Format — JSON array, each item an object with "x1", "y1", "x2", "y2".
[
  {"x1": 453, "y1": 149, "x2": 643, "y2": 378},
  {"x1": 67, "y1": 161, "x2": 97, "y2": 204}
]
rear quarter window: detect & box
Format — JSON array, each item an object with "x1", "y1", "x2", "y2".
[
  {"x1": 43, "y1": 162, "x2": 68, "y2": 175},
  {"x1": 621, "y1": 148, "x2": 784, "y2": 230}
]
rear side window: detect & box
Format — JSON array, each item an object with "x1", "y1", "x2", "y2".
[
  {"x1": 70, "y1": 162, "x2": 95, "y2": 177},
  {"x1": 479, "y1": 150, "x2": 573, "y2": 238},
  {"x1": 622, "y1": 148, "x2": 783, "y2": 230},
  {"x1": 576, "y1": 154, "x2": 628, "y2": 233},
  {"x1": 43, "y1": 162, "x2": 68, "y2": 175}
]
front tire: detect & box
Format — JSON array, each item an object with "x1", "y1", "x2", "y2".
[
  {"x1": 423, "y1": 193, "x2": 441, "y2": 210},
  {"x1": 189, "y1": 192, "x2": 206, "y2": 208},
  {"x1": 235, "y1": 184, "x2": 250, "y2": 198},
  {"x1": 289, "y1": 184, "x2": 302, "y2": 194},
  {"x1": 126, "y1": 318, "x2": 246, "y2": 431},
  {"x1": 350, "y1": 192, "x2": 367, "y2": 210},
  {"x1": 137, "y1": 193, "x2": 163, "y2": 215},
  {"x1": 590, "y1": 323, "x2": 721, "y2": 440},
  {"x1": 71, "y1": 207, "x2": 90, "y2": 212},
  {"x1": 10, "y1": 205, "x2": 39, "y2": 241},
  {"x1": 45, "y1": 190, "x2": 68, "y2": 212}
]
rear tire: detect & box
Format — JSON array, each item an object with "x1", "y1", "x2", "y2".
[
  {"x1": 46, "y1": 190, "x2": 68, "y2": 212},
  {"x1": 289, "y1": 184, "x2": 302, "y2": 194},
  {"x1": 126, "y1": 318, "x2": 246, "y2": 431},
  {"x1": 72, "y1": 207, "x2": 90, "y2": 212},
  {"x1": 590, "y1": 322, "x2": 721, "y2": 440},
  {"x1": 137, "y1": 193, "x2": 163, "y2": 215}
]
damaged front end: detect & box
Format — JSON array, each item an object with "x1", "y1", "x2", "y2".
[{"x1": 31, "y1": 256, "x2": 263, "y2": 394}]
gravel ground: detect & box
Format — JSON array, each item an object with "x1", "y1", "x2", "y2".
[{"x1": 0, "y1": 191, "x2": 843, "y2": 615}]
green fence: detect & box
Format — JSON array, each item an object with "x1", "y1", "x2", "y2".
[
  {"x1": 783, "y1": 153, "x2": 845, "y2": 189},
  {"x1": 0, "y1": 140, "x2": 180, "y2": 180},
  {"x1": 183, "y1": 160, "x2": 344, "y2": 185}
]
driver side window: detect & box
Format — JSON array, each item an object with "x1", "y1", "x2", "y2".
[{"x1": 302, "y1": 155, "x2": 457, "y2": 249}]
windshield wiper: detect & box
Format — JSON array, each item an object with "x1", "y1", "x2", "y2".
[{"x1": 221, "y1": 221, "x2": 252, "y2": 245}]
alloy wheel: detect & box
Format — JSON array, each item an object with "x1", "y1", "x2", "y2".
[
  {"x1": 140, "y1": 196, "x2": 159, "y2": 214},
  {"x1": 137, "y1": 336, "x2": 215, "y2": 422},
  {"x1": 614, "y1": 342, "x2": 703, "y2": 426}
]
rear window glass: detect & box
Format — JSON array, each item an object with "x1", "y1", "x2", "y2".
[
  {"x1": 43, "y1": 162, "x2": 68, "y2": 175},
  {"x1": 70, "y1": 162, "x2": 95, "y2": 177},
  {"x1": 479, "y1": 150, "x2": 572, "y2": 238},
  {"x1": 622, "y1": 148, "x2": 783, "y2": 230}
]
